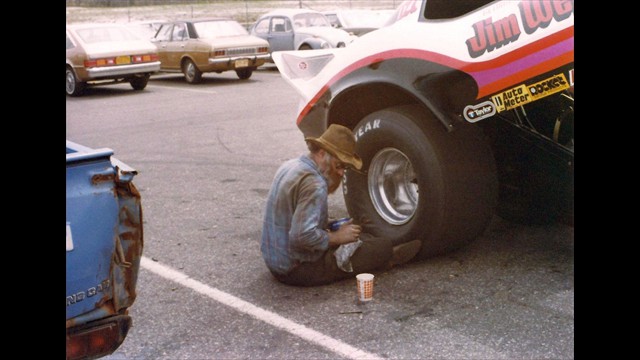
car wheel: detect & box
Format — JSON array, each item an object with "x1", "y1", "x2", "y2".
[
  {"x1": 66, "y1": 66, "x2": 85, "y2": 96},
  {"x1": 129, "y1": 74, "x2": 150, "y2": 90},
  {"x1": 182, "y1": 59, "x2": 202, "y2": 84},
  {"x1": 235, "y1": 67, "x2": 253, "y2": 80},
  {"x1": 343, "y1": 105, "x2": 498, "y2": 259},
  {"x1": 299, "y1": 44, "x2": 312, "y2": 50}
]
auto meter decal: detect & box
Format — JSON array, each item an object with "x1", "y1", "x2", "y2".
[
  {"x1": 463, "y1": 101, "x2": 496, "y2": 123},
  {"x1": 490, "y1": 73, "x2": 570, "y2": 113}
]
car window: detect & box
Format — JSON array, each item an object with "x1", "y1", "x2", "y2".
[
  {"x1": 325, "y1": 13, "x2": 340, "y2": 27},
  {"x1": 193, "y1": 20, "x2": 249, "y2": 38},
  {"x1": 75, "y1": 26, "x2": 140, "y2": 44},
  {"x1": 172, "y1": 23, "x2": 188, "y2": 41},
  {"x1": 271, "y1": 17, "x2": 290, "y2": 33},
  {"x1": 293, "y1": 13, "x2": 331, "y2": 28},
  {"x1": 424, "y1": 0, "x2": 494, "y2": 19},
  {"x1": 155, "y1": 24, "x2": 173, "y2": 41},
  {"x1": 66, "y1": 33, "x2": 75, "y2": 50},
  {"x1": 253, "y1": 18, "x2": 270, "y2": 34}
]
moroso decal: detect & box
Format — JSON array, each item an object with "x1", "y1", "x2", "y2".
[
  {"x1": 466, "y1": 0, "x2": 574, "y2": 58},
  {"x1": 463, "y1": 101, "x2": 496, "y2": 123},
  {"x1": 491, "y1": 73, "x2": 569, "y2": 112}
]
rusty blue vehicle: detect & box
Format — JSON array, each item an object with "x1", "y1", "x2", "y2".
[{"x1": 66, "y1": 141, "x2": 143, "y2": 360}]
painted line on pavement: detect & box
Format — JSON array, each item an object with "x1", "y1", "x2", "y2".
[
  {"x1": 148, "y1": 84, "x2": 220, "y2": 94},
  {"x1": 141, "y1": 256, "x2": 383, "y2": 360}
]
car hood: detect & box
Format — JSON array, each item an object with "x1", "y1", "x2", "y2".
[
  {"x1": 296, "y1": 26, "x2": 356, "y2": 44},
  {"x1": 198, "y1": 35, "x2": 269, "y2": 48},
  {"x1": 82, "y1": 40, "x2": 157, "y2": 58}
]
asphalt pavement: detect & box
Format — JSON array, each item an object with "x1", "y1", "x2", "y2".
[{"x1": 66, "y1": 65, "x2": 574, "y2": 360}]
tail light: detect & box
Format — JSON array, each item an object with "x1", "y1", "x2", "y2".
[
  {"x1": 66, "y1": 315, "x2": 131, "y2": 360},
  {"x1": 84, "y1": 53, "x2": 158, "y2": 68}
]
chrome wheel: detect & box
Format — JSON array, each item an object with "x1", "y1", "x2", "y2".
[
  {"x1": 183, "y1": 59, "x2": 202, "y2": 83},
  {"x1": 368, "y1": 147, "x2": 418, "y2": 225},
  {"x1": 66, "y1": 67, "x2": 84, "y2": 96},
  {"x1": 65, "y1": 69, "x2": 75, "y2": 94}
]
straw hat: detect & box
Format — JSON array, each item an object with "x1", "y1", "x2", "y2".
[{"x1": 305, "y1": 124, "x2": 363, "y2": 170}]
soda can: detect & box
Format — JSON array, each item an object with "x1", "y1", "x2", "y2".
[{"x1": 328, "y1": 217, "x2": 351, "y2": 232}]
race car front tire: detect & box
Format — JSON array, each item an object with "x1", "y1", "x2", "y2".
[{"x1": 343, "y1": 105, "x2": 498, "y2": 259}]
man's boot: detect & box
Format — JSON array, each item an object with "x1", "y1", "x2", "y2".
[{"x1": 389, "y1": 240, "x2": 422, "y2": 267}]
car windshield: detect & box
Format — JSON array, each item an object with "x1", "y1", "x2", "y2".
[
  {"x1": 292, "y1": 13, "x2": 331, "y2": 28},
  {"x1": 75, "y1": 26, "x2": 141, "y2": 44},
  {"x1": 194, "y1": 20, "x2": 248, "y2": 38}
]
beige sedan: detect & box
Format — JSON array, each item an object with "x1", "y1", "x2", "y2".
[
  {"x1": 152, "y1": 19, "x2": 270, "y2": 84},
  {"x1": 66, "y1": 23, "x2": 161, "y2": 96}
]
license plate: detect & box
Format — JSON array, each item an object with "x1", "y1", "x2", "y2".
[
  {"x1": 235, "y1": 59, "x2": 249, "y2": 68},
  {"x1": 116, "y1": 56, "x2": 131, "y2": 65}
]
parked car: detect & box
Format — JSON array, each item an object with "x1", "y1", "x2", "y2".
[
  {"x1": 249, "y1": 8, "x2": 357, "y2": 56},
  {"x1": 66, "y1": 23, "x2": 161, "y2": 96},
  {"x1": 272, "y1": 0, "x2": 573, "y2": 259},
  {"x1": 151, "y1": 18, "x2": 271, "y2": 83},
  {"x1": 322, "y1": 9, "x2": 394, "y2": 36}
]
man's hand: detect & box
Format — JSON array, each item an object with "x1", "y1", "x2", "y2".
[{"x1": 328, "y1": 219, "x2": 362, "y2": 247}]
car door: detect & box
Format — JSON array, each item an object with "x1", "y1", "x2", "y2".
[
  {"x1": 268, "y1": 17, "x2": 294, "y2": 52},
  {"x1": 154, "y1": 23, "x2": 189, "y2": 71},
  {"x1": 253, "y1": 16, "x2": 294, "y2": 52},
  {"x1": 153, "y1": 23, "x2": 175, "y2": 70}
]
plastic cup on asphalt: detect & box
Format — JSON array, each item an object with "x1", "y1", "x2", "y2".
[{"x1": 356, "y1": 273, "x2": 375, "y2": 302}]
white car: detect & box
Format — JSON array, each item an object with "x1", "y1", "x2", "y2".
[
  {"x1": 66, "y1": 23, "x2": 161, "y2": 96},
  {"x1": 322, "y1": 9, "x2": 394, "y2": 36},
  {"x1": 249, "y1": 8, "x2": 357, "y2": 57}
]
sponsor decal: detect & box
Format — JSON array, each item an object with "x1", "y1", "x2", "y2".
[
  {"x1": 491, "y1": 73, "x2": 569, "y2": 112},
  {"x1": 463, "y1": 101, "x2": 496, "y2": 123},
  {"x1": 466, "y1": 0, "x2": 574, "y2": 58},
  {"x1": 527, "y1": 73, "x2": 569, "y2": 100}
]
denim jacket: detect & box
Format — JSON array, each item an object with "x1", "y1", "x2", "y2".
[{"x1": 260, "y1": 154, "x2": 330, "y2": 275}]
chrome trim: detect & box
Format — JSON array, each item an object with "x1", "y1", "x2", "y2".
[
  {"x1": 86, "y1": 61, "x2": 161, "y2": 78},
  {"x1": 208, "y1": 54, "x2": 271, "y2": 65}
]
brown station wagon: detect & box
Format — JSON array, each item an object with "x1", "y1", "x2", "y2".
[
  {"x1": 152, "y1": 19, "x2": 271, "y2": 83},
  {"x1": 66, "y1": 23, "x2": 161, "y2": 96}
]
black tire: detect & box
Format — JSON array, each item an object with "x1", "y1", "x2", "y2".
[
  {"x1": 235, "y1": 67, "x2": 253, "y2": 80},
  {"x1": 343, "y1": 105, "x2": 498, "y2": 259},
  {"x1": 129, "y1": 74, "x2": 150, "y2": 90},
  {"x1": 299, "y1": 44, "x2": 312, "y2": 50},
  {"x1": 66, "y1": 66, "x2": 85, "y2": 96},
  {"x1": 182, "y1": 59, "x2": 202, "y2": 84}
]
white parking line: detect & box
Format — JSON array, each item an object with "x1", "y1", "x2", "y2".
[
  {"x1": 149, "y1": 84, "x2": 220, "y2": 94},
  {"x1": 141, "y1": 256, "x2": 383, "y2": 360}
]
